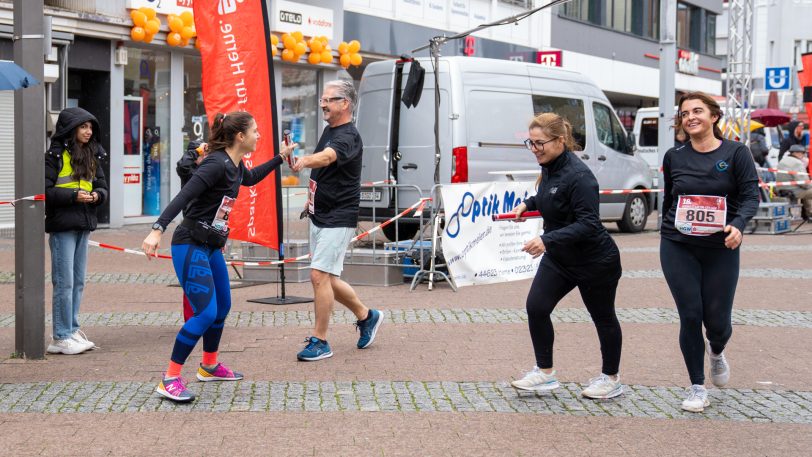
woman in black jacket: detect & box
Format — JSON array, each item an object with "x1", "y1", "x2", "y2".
[
  {"x1": 509, "y1": 112, "x2": 623, "y2": 400},
  {"x1": 44, "y1": 107, "x2": 109, "y2": 355}
]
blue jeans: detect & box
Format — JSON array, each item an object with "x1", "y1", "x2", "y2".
[{"x1": 49, "y1": 230, "x2": 90, "y2": 340}]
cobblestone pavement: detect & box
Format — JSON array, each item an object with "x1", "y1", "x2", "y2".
[
  {"x1": 0, "y1": 380, "x2": 810, "y2": 424},
  {"x1": 2, "y1": 307, "x2": 811, "y2": 328}
]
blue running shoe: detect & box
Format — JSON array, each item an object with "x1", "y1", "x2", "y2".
[
  {"x1": 356, "y1": 309, "x2": 383, "y2": 349},
  {"x1": 297, "y1": 336, "x2": 333, "y2": 361}
]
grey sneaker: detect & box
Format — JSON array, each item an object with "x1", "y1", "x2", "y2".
[
  {"x1": 71, "y1": 330, "x2": 96, "y2": 351},
  {"x1": 510, "y1": 366, "x2": 560, "y2": 392},
  {"x1": 46, "y1": 337, "x2": 88, "y2": 355},
  {"x1": 706, "y1": 340, "x2": 729, "y2": 387},
  {"x1": 581, "y1": 373, "x2": 623, "y2": 399},
  {"x1": 681, "y1": 384, "x2": 709, "y2": 412}
]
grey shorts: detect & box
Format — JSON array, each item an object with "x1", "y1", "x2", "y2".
[{"x1": 309, "y1": 224, "x2": 354, "y2": 276}]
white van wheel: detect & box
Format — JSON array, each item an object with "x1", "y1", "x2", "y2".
[{"x1": 617, "y1": 194, "x2": 648, "y2": 233}]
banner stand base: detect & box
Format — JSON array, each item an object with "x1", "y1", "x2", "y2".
[{"x1": 248, "y1": 296, "x2": 313, "y2": 305}]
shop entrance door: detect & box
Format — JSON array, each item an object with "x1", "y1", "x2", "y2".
[{"x1": 123, "y1": 96, "x2": 143, "y2": 217}]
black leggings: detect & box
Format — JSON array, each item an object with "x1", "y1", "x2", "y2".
[
  {"x1": 660, "y1": 238, "x2": 739, "y2": 385},
  {"x1": 526, "y1": 261, "x2": 622, "y2": 375}
]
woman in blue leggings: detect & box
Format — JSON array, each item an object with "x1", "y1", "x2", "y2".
[{"x1": 142, "y1": 111, "x2": 296, "y2": 402}]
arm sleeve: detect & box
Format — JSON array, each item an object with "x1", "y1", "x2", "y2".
[
  {"x1": 156, "y1": 158, "x2": 223, "y2": 228},
  {"x1": 661, "y1": 151, "x2": 674, "y2": 215},
  {"x1": 540, "y1": 171, "x2": 603, "y2": 249},
  {"x1": 242, "y1": 156, "x2": 284, "y2": 187},
  {"x1": 91, "y1": 163, "x2": 109, "y2": 206},
  {"x1": 523, "y1": 192, "x2": 538, "y2": 212},
  {"x1": 44, "y1": 154, "x2": 78, "y2": 207},
  {"x1": 330, "y1": 131, "x2": 362, "y2": 167},
  {"x1": 729, "y1": 145, "x2": 760, "y2": 231}
]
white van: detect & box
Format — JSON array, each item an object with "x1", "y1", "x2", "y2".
[
  {"x1": 634, "y1": 106, "x2": 783, "y2": 168},
  {"x1": 355, "y1": 56, "x2": 654, "y2": 239}
]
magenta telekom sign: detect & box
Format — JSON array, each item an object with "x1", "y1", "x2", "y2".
[{"x1": 536, "y1": 50, "x2": 562, "y2": 67}]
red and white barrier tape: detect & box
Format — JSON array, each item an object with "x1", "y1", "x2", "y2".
[
  {"x1": 0, "y1": 194, "x2": 44, "y2": 205},
  {"x1": 88, "y1": 196, "x2": 432, "y2": 266},
  {"x1": 756, "y1": 167, "x2": 811, "y2": 177},
  {"x1": 599, "y1": 188, "x2": 662, "y2": 195},
  {"x1": 760, "y1": 180, "x2": 812, "y2": 188}
]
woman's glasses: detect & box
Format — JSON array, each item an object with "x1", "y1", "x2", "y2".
[{"x1": 524, "y1": 137, "x2": 557, "y2": 151}]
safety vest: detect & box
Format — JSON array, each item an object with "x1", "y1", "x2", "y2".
[{"x1": 55, "y1": 150, "x2": 93, "y2": 192}]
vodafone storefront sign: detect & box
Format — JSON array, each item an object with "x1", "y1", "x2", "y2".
[{"x1": 273, "y1": 0, "x2": 334, "y2": 40}]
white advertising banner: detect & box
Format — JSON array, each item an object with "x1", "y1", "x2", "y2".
[
  {"x1": 441, "y1": 181, "x2": 543, "y2": 287},
  {"x1": 272, "y1": 0, "x2": 335, "y2": 40}
]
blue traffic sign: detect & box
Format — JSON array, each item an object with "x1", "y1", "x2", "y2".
[{"x1": 765, "y1": 66, "x2": 791, "y2": 91}]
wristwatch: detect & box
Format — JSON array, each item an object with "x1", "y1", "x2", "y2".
[{"x1": 151, "y1": 222, "x2": 165, "y2": 233}]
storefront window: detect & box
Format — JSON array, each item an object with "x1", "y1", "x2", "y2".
[
  {"x1": 183, "y1": 55, "x2": 209, "y2": 148},
  {"x1": 561, "y1": 0, "x2": 660, "y2": 40},
  {"x1": 280, "y1": 66, "x2": 319, "y2": 184},
  {"x1": 123, "y1": 47, "x2": 171, "y2": 217}
]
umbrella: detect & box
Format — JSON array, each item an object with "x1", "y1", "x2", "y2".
[
  {"x1": 750, "y1": 108, "x2": 791, "y2": 127},
  {"x1": 0, "y1": 60, "x2": 39, "y2": 91}
]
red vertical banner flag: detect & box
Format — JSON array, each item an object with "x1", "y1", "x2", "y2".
[
  {"x1": 799, "y1": 52, "x2": 812, "y2": 176},
  {"x1": 193, "y1": 0, "x2": 281, "y2": 249}
]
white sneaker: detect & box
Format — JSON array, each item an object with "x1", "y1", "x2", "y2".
[
  {"x1": 71, "y1": 330, "x2": 96, "y2": 351},
  {"x1": 510, "y1": 366, "x2": 560, "y2": 392},
  {"x1": 581, "y1": 373, "x2": 623, "y2": 399},
  {"x1": 46, "y1": 337, "x2": 88, "y2": 355},
  {"x1": 706, "y1": 340, "x2": 729, "y2": 387},
  {"x1": 681, "y1": 384, "x2": 709, "y2": 412}
]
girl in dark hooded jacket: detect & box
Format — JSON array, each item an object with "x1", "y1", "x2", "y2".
[
  {"x1": 44, "y1": 107, "x2": 108, "y2": 355},
  {"x1": 779, "y1": 121, "x2": 805, "y2": 162}
]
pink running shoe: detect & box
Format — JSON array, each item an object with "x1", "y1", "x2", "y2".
[
  {"x1": 156, "y1": 376, "x2": 195, "y2": 402},
  {"x1": 196, "y1": 362, "x2": 244, "y2": 382}
]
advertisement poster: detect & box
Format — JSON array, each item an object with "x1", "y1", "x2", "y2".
[
  {"x1": 441, "y1": 181, "x2": 543, "y2": 287},
  {"x1": 142, "y1": 126, "x2": 161, "y2": 216}
]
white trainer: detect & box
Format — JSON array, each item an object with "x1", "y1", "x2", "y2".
[
  {"x1": 46, "y1": 337, "x2": 88, "y2": 355},
  {"x1": 581, "y1": 373, "x2": 623, "y2": 399},
  {"x1": 510, "y1": 366, "x2": 560, "y2": 392},
  {"x1": 706, "y1": 340, "x2": 729, "y2": 387},
  {"x1": 681, "y1": 384, "x2": 709, "y2": 412},
  {"x1": 71, "y1": 330, "x2": 96, "y2": 351}
]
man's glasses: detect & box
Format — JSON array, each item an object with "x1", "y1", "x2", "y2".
[
  {"x1": 318, "y1": 97, "x2": 346, "y2": 106},
  {"x1": 524, "y1": 137, "x2": 557, "y2": 151}
]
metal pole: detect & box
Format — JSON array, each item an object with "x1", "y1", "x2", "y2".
[
  {"x1": 13, "y1": 0, "x2": 46, "y2": 359},
  {"x1": 430, "y1": 38, "x2": 441, "y2": 185},
  {"x1": 657, "y1": 0, "x2": 676, "y2": 229},
  {"x1": 724, "y1": 0, "x2": 754, "y2": 145}
]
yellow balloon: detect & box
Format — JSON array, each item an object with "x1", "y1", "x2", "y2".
[
  {"x1": 348, "y1": 40, "x2": 361, "y2": 54},
  {"x1": 168, "y1": 16, "x2": 184, "y2": 33},
  {"x1": 338, "y1": 42, "x2": 349, "y2": 55},
  {"x1": 339, "y1": 53, "x2": 351, "y2": 68},
  {"x1": 308, "y1": 52, "x2": 321, "y2": 65},
  {"x1": 283, "y1": 35, "x2": 296, "y2": 50},
  {"x1": 292, "y1": 31, "x2": 304, "y2": 42},
  {"x1": 144, "y1": 20, "x2": 160, "y2": 36},
  {"x1": 181, "y1": 26, "x2": 195, "y2": 40},
  {"x1": 309, "y1": 39, "x2": 323, "y2": 53},
  {"x1": 131, "y1": 11, "x2": 147, "y2": 27},
  {"x1": 167, "y1": 32, "x2": 183, "y2": 47},
  {"x1": 271, "y1": 34, "x2": 279, "y2": 46},
  {"x1": 320, "y1": 50, "x2": 333, "y2": 64},
  {"x1": 294, "y1": 42, "x2": 307, "y2": 55},
  {"x1": 130, "y1": 26, "x2": 146, "y2": 42},
  {"x1": 142, "y1": 7, "x2": 156, "y2": 20},
  {"x1": 350, "y1": 53, "x2": 362, "y2": 66},
  {"x1": 180, "y1": 11, "x2": 194, "y2": 27}
]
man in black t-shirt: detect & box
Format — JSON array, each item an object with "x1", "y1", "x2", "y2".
[{"x1": 289, "y1": 80, "x2": 382, "y2": 361}]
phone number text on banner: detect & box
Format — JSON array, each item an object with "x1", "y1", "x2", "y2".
[{"x1": 441, "y1": 182, "x2": 543, "y2": 287}]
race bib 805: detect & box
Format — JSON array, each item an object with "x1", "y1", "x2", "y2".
[{"x1": 675, "y1": 195, "x2": 727, "y2": 236}]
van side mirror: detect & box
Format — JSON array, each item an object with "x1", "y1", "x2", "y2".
[{"x1": 626, "y1": 132, "x2": 636, "y2": 154}]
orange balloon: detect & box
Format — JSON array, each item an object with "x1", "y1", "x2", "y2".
[
  {"x1": 195, "y1": 38, "x2": 201, "y2": 49},
  {"x1": 350, "y1": 53, "x2": 362, "y2": 66},
  {"x1": 170, "y1": 16, "x2": 184, "y2": 33},
  {"x1": 289, "y1": 175, "x2": 299, "y2": 186},
  {"x1": 339, "y1": 53, "x2": 351, "y2": 68},
  {"x1": 320, "y1": 50, "x2": 333, "y2": 64},
  {"x1": 181, "y1": 26, "x2": 195, "y2": 40},
  {"x1": 283, "y1": 35, "x2": 296, "y2": 50},
  {"x1": 142, "y1": 7, "x2": 156, "y2": 20},
  {"x1": 271, "y1": 34, "x2": 279, "y2": 46},
  {"x1": 281, "y1": 49, "x2": 295, "y2": 62},
  {"x1": 131, "y1": 11, "x2": 147, "y2": 27},
  {"x1": 308, "y1": 52, "x2": 321, "y2": 65},
  {"x1": 292, "y1": 31, "x2": 304, "y2": 42},
  {"x1": 320, "y1": 36, "x2": 329, "y2": 46},
  {"x1": 167, "y1": 32, "x2": 183, "y2": 47},
  {"x1": 143, "y1": 33, "x2": 154, "y2": 44},
  {"x1": 181, "y1": 38, "x2": 190, "y2": 47},
  {"x1": 130, "y1": 26, "x2": 146, "y2": 42},
  {"x1": 338, "y1": 42, "x2": 349, "y2": 55},
  {"x1": 294, "y1": 42, "x2": 307, "y2": 55},
  {"x1": 271, "y1": 46, "x2": 278, "y2": 56},
  {"x1": 180, "y1": 11, "x2": 194, "y2": 27},
  {"x1": 309, "y1": 39, "x2": 323, "y2": 53},
  {"x1": 348, "y1": 40, "x2": 361, "y2": 54},
  {"x1": 144, "y1": 20, "x2": 160, "y2": 35}
]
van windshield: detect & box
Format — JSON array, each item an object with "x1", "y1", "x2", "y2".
[{"x1": 639, "y1": 117, "x2": 658, "y2": 147}]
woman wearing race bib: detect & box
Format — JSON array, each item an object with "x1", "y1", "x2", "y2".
[
  {"x1": 510, "y1": 113, "x2": 624, "y2": 400},
  {"x1": 661, "y1": 92, "x2": 759, "y2": 412},
  {"x1": 142, "y1": 111, "x2": 296, "y2": 402}
]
